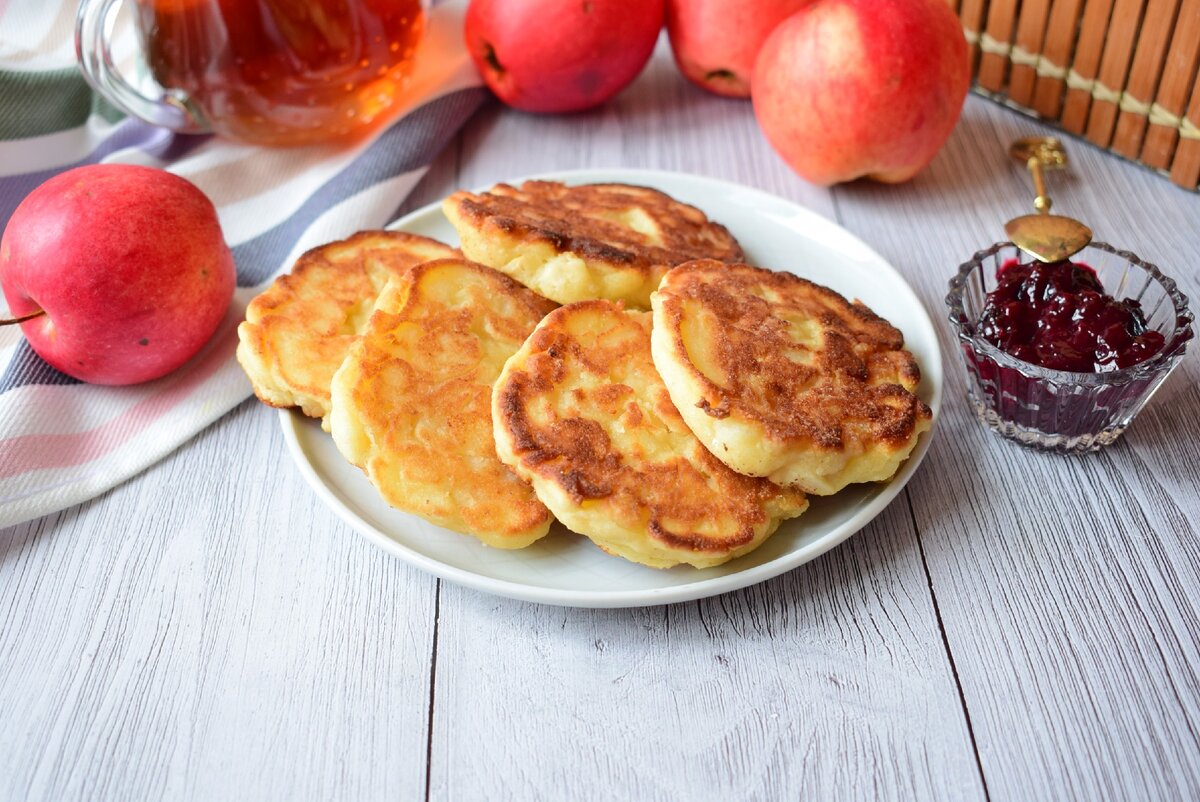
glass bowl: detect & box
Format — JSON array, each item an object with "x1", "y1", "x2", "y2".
[{"x1": 946, "y1": 242, "x2": 1194, "y2": 452}]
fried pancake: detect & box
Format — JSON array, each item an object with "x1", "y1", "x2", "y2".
[
  {"x1": 492, "y1": 300, "x2": 807, "y2": 569},
  {"x1": 329, "y1": 258, "x2": 557, "y2": 548},
  {"x1": 237, "y1": 230, "x2": 458, "y2": 421},
  {"x1": 442, "y1": 180, "x2": 743, "y2": 309},
  {"x1": 651, "y1": 260, "x2": 932, "y2": 496}
]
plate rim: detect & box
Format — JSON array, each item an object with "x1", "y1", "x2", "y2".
[{"x1": 279, "y1": 167, "x2": 943, "y2": 608}]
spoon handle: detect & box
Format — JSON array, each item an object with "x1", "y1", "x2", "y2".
[
  {"x1": 1028, "y1": 156, "x2": 1052, "y2": 214},
  {"x1": 1010, "y1": 136, "x2": 1067, "y2": 216}
]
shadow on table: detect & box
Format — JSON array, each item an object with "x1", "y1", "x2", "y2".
[{"x1": 831, "y1": 97, "x2": 1088, "y2": 214}]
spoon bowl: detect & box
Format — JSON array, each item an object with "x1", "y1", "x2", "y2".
[
  {"x1": 1004, "y1": 213, "x2": 1093, "y2": 263},
  {"x1": 1005, "y1": 137, "x2": 1092, "y2": 262}
]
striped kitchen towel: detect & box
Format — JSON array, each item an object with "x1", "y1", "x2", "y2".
[{"x1": 0, "y1": 0, "x2": 487, "y2": 528}]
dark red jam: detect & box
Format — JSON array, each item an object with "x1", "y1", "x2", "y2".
[{"x1": 977, "y1": 259, "x2": 1165, "y2": 372}]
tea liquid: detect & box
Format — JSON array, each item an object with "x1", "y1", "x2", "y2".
[{"x1": 136, "y1": 0, "x2": 425, "y2": 145}]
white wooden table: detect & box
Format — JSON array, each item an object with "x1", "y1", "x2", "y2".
[{"x1": 3, "y1": 42, "x2": 1199, "y2": 802}]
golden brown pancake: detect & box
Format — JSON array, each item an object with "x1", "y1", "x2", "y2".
[
  {"x1": 236, "y1": 230, "x2": 458, "y2": 421},
  {"x1": 443, "y1": 180, "x2": 743, "y2": 309},
  {"x1": 492, "y1": 300, "x2": 807, "y2": 568},
  {"x1": 651, "y1": 260, "x2": 932, "y2": 495},
  {"x1": 329, "y1": 258, "x2": 557, "y2": 548},
  {"x1": 236, "y1": 230, "x2": 456, "y2": 422}
]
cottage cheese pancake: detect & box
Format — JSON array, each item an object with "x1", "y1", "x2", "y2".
[
  {"x1": 651, "y1": 260, "x2": 932, "y2": 496},
  {"x1": 492, "y1": 300, "x2": 807, "y2": 569},
  {"x1": 329, "y1": 259, "x2": 557, "y2": 548},
  {"x1": 237, "y1": 230, "x2": 457, "y2": 421},
  {"x1": 443, "y1": 180, "x2": 743, "y2": 309}
]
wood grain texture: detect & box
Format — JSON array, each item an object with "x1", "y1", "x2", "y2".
[
  {"x1": 1168, "y1": 71, "x2": 1200, "y2": 188},
  {"x1": 428, "y1": 43, "x2": 984, "y2": 802},
  {"x1": 977, "y1": 0, "x2": 1019, "y2": 92},
  {"x1": 428, "y1": 508, "x2": 984, "y2": 802},
  {"x1": 1032, "y1": 0, "x2": 1087, "y2": 119},
  {"x1": 1006, "y1": 0, "x2": 1053, "y2": 106},
  {"x1": 832, "y1": 99, "x2": 1200, "y2": 802},
  {"x1": 1138, "y1": 0, "x2": 1200, "y2": 170},
  {"x1": 3, "y1": 36, "x2": 1200, "y2": 802},
  {"x1": 1110, "y1": 0, "x2": 1181, "y2": 159},
  {"x1": 0, "y1": 402, "x2": 438, "y2": 801},
  {"x1": 1058, "y1": 0, "x2": 1117, "y2": 133},
  {"x1": 1083, "y1": 0, "x2": 1149, "y2": 148}
]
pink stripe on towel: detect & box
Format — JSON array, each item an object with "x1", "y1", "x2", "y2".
[{"x1": 0, "y1": 325, "x2": 238, "y2": 480}]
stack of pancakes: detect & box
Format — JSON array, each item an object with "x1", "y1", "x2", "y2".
[{"x1": 237, "y1": 180, "x2": 931, "y2": 569}]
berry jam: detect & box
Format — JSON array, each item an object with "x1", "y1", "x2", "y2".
[{"x1": 977, "y1": 259, "x2": 1166, "y2": 372}]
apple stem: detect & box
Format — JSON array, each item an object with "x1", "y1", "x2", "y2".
[
  {"x1": 0, "y1": 307, "x2": 46, "y2": 326},
  {"x1": 483, "y1": 42, "x2": 504, "y2": 75}
]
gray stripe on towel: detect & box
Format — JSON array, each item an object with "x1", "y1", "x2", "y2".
[
  {"x1": 231, "y1": 87, "x2": 486, "y2": 286},
  {"x1": 0, "y1": 87, "x2": 486, "y2": 396}
]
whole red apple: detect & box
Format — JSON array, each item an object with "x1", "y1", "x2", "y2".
[
  {"x1": 752, "y1": 0, "x2": 969, "y2": 184},
  {"x1": 0, "y1": 164, "x2": 235, "y2": 385},
  {"x1": 666, "y1": 0, "x2": 813, "y2": 98},
  {"x1": 464, "y1": 0, "x2": 664, "y2": 113}
]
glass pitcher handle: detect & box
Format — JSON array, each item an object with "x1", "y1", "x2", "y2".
[{"x1": 75, "y1": 0, "x2": 209, "y2": 133}]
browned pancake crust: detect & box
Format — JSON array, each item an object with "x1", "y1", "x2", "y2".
[
  {"x1": 238, "y1": 230, "x2": 458, "y2": 417},
  {"x1": 657, "y1": 260, "x2": 930, "y2": 449},
  {"x1": 332, "y1": 259, "x2": 557, "y2": 544},
  {"x1": 494, "y1": 301, "x2": 805, "y2": 565},
  {"x1": 449, "y1": 180, "x2": 744, "y2": 276}
]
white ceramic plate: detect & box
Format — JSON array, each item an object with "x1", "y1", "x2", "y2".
[{"x1": 280, "y1": 168, "x2": 942, "y2": 608}]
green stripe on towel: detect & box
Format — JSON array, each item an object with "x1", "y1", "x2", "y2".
[{"x1": 0, "y1": 67, "x2": 123, "y2": 140}]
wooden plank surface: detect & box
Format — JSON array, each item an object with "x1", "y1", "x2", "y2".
[
  {"x1": 3, "y1": 37, "x2": 1200, "y2": 802},
  {"x1": 832, "y1": 99, "x2": 1200, "y2": 802},
  {"x1": 428, "y1": 509, "x2": 984, "y2": 802},
  {"x1": 0, "y1": 403, "x2": 438, "y2": 801},
  {"x1": 427, "y1": 47, "x2": 986, "y2": 800}
]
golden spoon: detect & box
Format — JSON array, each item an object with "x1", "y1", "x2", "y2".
[{"x1": 1004, "y1": 136, "x2": 1093, "y2": 262}]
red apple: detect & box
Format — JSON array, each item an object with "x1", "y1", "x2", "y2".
[
  {"x1": 464, "y1": 0, "x2": 664, "y2": 113},
  {"x1": 0, "y1": 164, "x2": 235, "y2": 385},
  {"x1": 666, "y1": 0, "x2": 813, "y2": 98},
  {"x1": 751, "y1": 0, "x2": 970, "y2": 184}
]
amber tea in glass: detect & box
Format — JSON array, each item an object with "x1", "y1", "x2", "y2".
[{"x1": 78, "y1": 0, "x2": 427, "y2": 146}]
